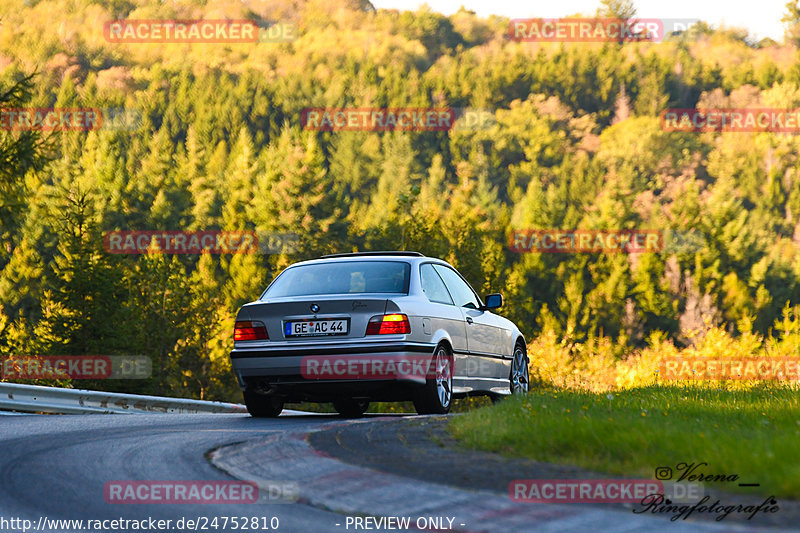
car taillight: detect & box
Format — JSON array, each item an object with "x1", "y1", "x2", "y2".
[
  {"x1": 365, "y1": 314, "x2": 411, "y2": 335},
  {"x1": 234, "y1": 320, "x2": 269, "y2": 341}
]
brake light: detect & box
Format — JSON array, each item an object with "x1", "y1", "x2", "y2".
[
  {"x1": 234, "y1": 321, "x2": 269, "y2": 341},
  {"x1": 366, "y1": 314, "x2": 411, "y2": 335}
]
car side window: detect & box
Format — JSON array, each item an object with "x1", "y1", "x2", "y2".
[
  {"x1": 419, "y1": 264, "x2": 454, "y2": 305},
  {"x1": 432, "y1": 265, "x2": 480, "y2": 309}
]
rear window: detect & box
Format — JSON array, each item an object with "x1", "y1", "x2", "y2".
[{"x1": 262, "y1": 261, "x2": 411, "y2": 298}]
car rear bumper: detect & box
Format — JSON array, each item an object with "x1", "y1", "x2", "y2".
[{"x1": 230, "y1": 341, "x2": 438, "y2": 402}]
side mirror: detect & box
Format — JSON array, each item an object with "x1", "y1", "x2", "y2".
[{"x1": 482, "y1": 293, "x2": 503, "y2": 311}]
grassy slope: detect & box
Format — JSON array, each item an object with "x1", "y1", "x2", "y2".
[{"x1": 448, "y1": 385, "x2": 800, "y2": 498}]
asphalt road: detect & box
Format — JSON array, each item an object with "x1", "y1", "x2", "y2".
[
  {"x1": 0, "y1": 412, "x2": 360, "y2": 532},
  {"x1": 0, "y1": 412, "x2": 787, "y2": 533}
]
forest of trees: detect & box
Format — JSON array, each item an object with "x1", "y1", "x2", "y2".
[{"x1": 2, "y1": 0, "x2": 800, "y2": 400}]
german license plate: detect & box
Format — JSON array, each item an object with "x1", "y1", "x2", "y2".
[{"x1": 284, "y1": 319, "x2": 349, "y2": 337}]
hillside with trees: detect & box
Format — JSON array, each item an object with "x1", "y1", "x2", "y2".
[{"x1": 2, "y1": 0, "x2": 800, "y2": 399}]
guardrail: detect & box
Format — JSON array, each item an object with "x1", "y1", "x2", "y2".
[{"x1": 0, "y1": 382, "x2": 247, "y2": 415}]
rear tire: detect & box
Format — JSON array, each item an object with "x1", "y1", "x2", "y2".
[
  {"x1": 510, "y1": 343, "x2": 530, "y2": 395},
  {"x1": 413, "y1": 344, "x2": 453, "y2": 415},
  {"x1": 243, "y1": 390, "x2": 284, "y2": 418},
  {"x1": 333, "y1": 399, "x2": 369, "y2": 417}
]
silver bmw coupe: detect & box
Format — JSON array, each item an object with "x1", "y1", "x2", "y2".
[{"x1": 230, "y1": 252, "x2": 529, "y2": 417}]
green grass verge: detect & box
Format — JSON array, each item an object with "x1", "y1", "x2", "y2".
[{"x1": 448, "y1": 385, "x2": 800, "y2": 498}]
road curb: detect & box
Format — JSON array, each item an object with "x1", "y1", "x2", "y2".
[{"x1": 208, "y1": 417, "x2": 769, "y2": 532}]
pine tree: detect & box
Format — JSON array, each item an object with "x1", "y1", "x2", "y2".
[
  {"x1": 40, "y1": 184, "x2": 129, "y2": 357},
  {"x1": 597, "y1": 0, "x2": 636, "y2": 20},
  {"x1": 251, "y1": 126, "x2": 343, "y2": 257},
  {"x1": 358, "y1": 132, "x2": 422, "y2": 249},
  {"x1": 222, "y1": 127, "x2": 259, "y2": 231},
  {"x1": 782, "y1": 1, "x2": 800, "y2": 45},
  {"x1": 0, "y1": 72, "x2": 50, "y2": 269}
]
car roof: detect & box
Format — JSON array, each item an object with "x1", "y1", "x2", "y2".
[
  {"x1": 288, "y1": 252, "x2": 449, "y2": 268},
  {"x1": 321, "y1": 251, "x2": 425, "y2": 258}
]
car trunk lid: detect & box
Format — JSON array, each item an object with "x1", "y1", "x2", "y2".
[{"x1": 239, "y1": 296, "x2": 392, "y2": 340}]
